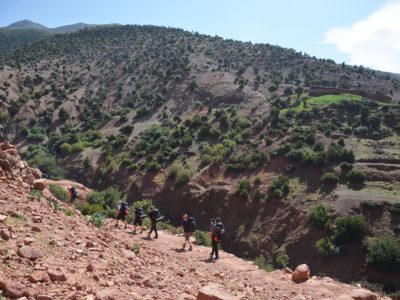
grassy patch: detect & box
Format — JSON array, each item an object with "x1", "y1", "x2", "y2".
[{"x1": 282, "y1": 94, "x2": 362, "y2": 113}]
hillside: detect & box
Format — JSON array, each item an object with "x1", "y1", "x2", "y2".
[
  {"x1": 0, "y1": 24, "x2": 399, "y2": 293},
  {"x1": 0, "y1": 141, "x2": 389, "y2": 299},
  {"x1": 0, "y1": 20, "x2": 101, "y2": 54}
]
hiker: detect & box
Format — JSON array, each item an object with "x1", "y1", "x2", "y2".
[
  {"x1": 181, "y1": 213, "x2": 196, "y2": 251},
  {"x1": 115, "y1": 201, "x2": 128, "y2": 229},
  {"x1": 210, "y1": 218, "x2": 224, "y2": 260},
  {"x1": 147, "y1": 207, "x2": 160, "y2": 239},
  {"x1": 133, "y1": 206, "x2": 146, "y2": 234},
  {"x1": 68, "y1": 186, "x2": 79, "y2": 203}
]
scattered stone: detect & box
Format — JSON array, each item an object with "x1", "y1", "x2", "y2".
[
  {"x1": 47, "y1": 269, "x2": 67, "y2": 282},
  {"x1": 17, "y1": 246, "x2": 43, "y2": 260},
  {"x1": 31, "y1": 226, "x2": 41, "y2": 233},
  {"x1": 292, "y1": 264, "x2": 310, "y2": 283},
  {"x1": 23, "y1": 237, "x2": 35, "y2": 245},
  {"x1": 32, "y1": 216, "x2": 43, "y2": 223},
  {"x1": 86, "y1": 241, "x2": 95, "y2": 248},
  {"x1": 197, "y1": 284, "x2": 239, "y2": 300},
  {"x1": 86, "y1": 263, "x2": 95, "y2": 272},
  {"x1": 35, "y1": 295, "x2": 53, "y2": 300},
  {"x1": 3, "y1": 281, "x2": 27, "y2": 298},
  {"x1": 348, "y1": 289, "x2": 377, "y2": 300},
  {"x1": 142, "y1": 279, "x2": 154, "y2": 288},
  {"x1": 28, "y1": 272, "x2": 50, "y2": 283},
  {"x1": 0, "y1": 214, "x2": 7, "y2": 223},
  {"x1": 95, "y1": 290, "x2": 116, "y2": 300},
  {"x1": 122, "y1": 249, "x2": 136, "y2": 260},
  {"x1": 0, "y1": 229, "x2": 10, "y2": 241},
  {"x1": 33, "y1": 181, "x2": 46, "y2": 191}
]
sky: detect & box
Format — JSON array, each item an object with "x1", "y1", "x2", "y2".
[{"x1": 1, "y1": 0, "x2": 399, "y2": 73}]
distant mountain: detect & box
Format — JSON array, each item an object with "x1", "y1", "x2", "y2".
[
  {"x1": 6, "y1": 19, "x2": 48, "y2": 30},
  {"x1": 0, "y1": 20, "x2": 104, "y2": 54}
]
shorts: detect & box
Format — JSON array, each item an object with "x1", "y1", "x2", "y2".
[
  {"x1": 117, "y1": 212, "x2": 126, "y2": 221},
  {"x1": 133, "y1": 218, "x2": 142, "y2": 226},
  {"x1": 184, "y1": 232, "x2": 192, "y2": 241}
]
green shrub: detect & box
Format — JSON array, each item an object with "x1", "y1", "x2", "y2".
[
  {"x1": 169, "y1": 162, "x2": 193, "y2": 186},
  {"x1": 193, "y1": 230, "x2": 211, "y2": 247},
  {"x1": 340, "y1": 162, "x2": 353, "y2": 172},
  {"x1": 87, "y1": 187, "x2": 122, "y2": 209},
  {"x1": 254, "y1": 255, "x2": 274, "y2": 272},
  {"x1": 309, "y1": 203, "x2": 332, "y2": 229},
  {"x1": 286, "y1": 148, "x2": 317, "y2": 165},
  {"x1": 315, "y1": 238, "x2": 339, "y2": 256},
  {"x1": 78, "y1": 203, "x2": 104, "y2": 215},
  {"x1": 89, "y1": 212, "x2": 105, "y2": 228},
  {"x1": 320, "y1": 172, "x2": 339, "y2": 185},
  {"x1": 131, "y1": 243, "x2": 141, "y2": 256},
  {"x1": 269, "y1": 176, "x2": 290, "y2": 198},
  {"x1": 334, "y1": 215, "x2": 367, "y2": 243},
  {"x1": 236, "y1": 179, "x2": 251, "y2": 199},
  {"x1": 28, "y1": 189, "x2": 42, "y2": 201},
  {"x1": 366, "y1": 237, "x2": 400, "y2": 270},
  {"x1": 347, "y1": 170, "x2": 366, "y2": 184},
  {"x1": 275, "y1": 253, "x2": 290, "y2": 268},
  {"x1": 48, "y1": 184, "x2": 69, "y2": 201}
]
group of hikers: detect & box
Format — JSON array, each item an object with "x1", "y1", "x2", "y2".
[{"x1": 114, "y1": 200, "x2": 225, "y2": 260}]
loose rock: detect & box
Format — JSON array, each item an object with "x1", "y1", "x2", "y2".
[
  {"x1": 292, "y1": 264, "x2": 310, "y2": 283},
  {"x1": 197, "y1": 284, "x2": 239, "y2": 300},
  {"x1": 17, "y1": 246, "x2": 43, "y2": 260}
]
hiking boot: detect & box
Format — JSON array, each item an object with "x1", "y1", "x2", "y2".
[
  {"x1": 124, "y1": 225, "x2": 127, "y2": 229},
  {"x1": 189, "y1": 247, "x2": 193, "y2": 251},
  {"x1": 155, "y1": 235, "x2": 158, "y2": 239}
]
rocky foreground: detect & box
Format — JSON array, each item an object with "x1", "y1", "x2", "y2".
[{"x1": 0, "y1": 142, "x2": 388, "y2": 300}]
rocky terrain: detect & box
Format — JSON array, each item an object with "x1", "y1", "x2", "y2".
[
  {"x1": 0, "y1": 141, "x2": 389, "y2": 299},
  {"x1": 0, "y1": 24, "x2": 399, "y2": 292}
]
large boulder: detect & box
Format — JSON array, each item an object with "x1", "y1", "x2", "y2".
[
  {"x1": 197, "y1": 284, "x2": 239, "y2": 300},
  {"x1": 292, "y1": 264, "x2": 310, "y2": 283},
  {"x1": 17, "y1": 246, "x2": 43, "y2": 260}
]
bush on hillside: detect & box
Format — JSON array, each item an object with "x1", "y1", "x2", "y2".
[
  {"x1": 347, "y1": 170, "x2": 366, "y2": 184},
  {"x1": 340, "y1": 162, "x2": 353, "y2": 172},
  {"x1": 236, "y1": 179, "x2": 251, "y2": 199},
  {"x1": 48, "y1": 184, "x2": 69, "y2": 202},
  {"x1": 309, "y1": 203, "x2": 332, "y2": 229},
  {"x1": 193, "y1": 230, "x2": 211, "y2": 247},
  {"x1": 320, "y1": 172, "x2": 339, "y2": 185},
  {"x1": 269, "y1": 176, "x2": 290, "y2": 198},
  {"x1": 169, "y1": 162, "x2": 193, "y2": 186},
  {"x1": 87, "y1": 187, "x2": 122, "y2": 209},
  {"x1": 366, "y1": 237, "x2": 400, "y2": 270},
  {"x1": 315, "y1": 238, "x2": 339, "y2": 256},
  {"x1": 254, "y1": 255, "x2": 274, "y2": 272},
  {"x1": 334, "y1": 215, "x2": 367, "y2": 243}
]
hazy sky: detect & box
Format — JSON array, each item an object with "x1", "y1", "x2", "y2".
[{"x1": 1, "y1": 0, "x2": 399, "y2": 73}]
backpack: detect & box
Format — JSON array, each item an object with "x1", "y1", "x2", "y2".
[
  {"x1": 120, "y1": 202, "x2": 128, "y2": 215},
  {"x1": 136, "y1": 207, "x2": 146, "y2": 219},
  {"x1": 214, "y1": 222, "x2": 225, "y2": 240},
  {"x1": 153, "y1": 209, "x2": 163, "y2": 221},
  {"x1": 188, "y1": 217, "x2": 196, "y2": 232},
  {"x1": 72, "y1": 188, "x2": 79, "y2": 198}
]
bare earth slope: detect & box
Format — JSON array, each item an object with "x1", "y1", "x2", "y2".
[{"x1": 0, "y1": 177, "x2": 388, "y2": 299}]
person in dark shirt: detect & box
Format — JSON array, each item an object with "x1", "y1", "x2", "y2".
[
  {"x1": 133, "y1": 207, "x2": 144, "y2": 234},
  {"x1": 147, "y1": 207, "x2": 159, "y2": 239},
  {"x1": 181, "y1": 214, "x2": 194, "y2": 251}
]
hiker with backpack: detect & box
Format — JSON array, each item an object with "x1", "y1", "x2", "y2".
[
  {"x1": 133, "y1": 206, "x2": 146, "y2": 234},
  {"x1": 210, "y1": 218, "x2": 224, "y2": 260},
  {"x1": 115, "y1": 201, "x2": 128, "y2": 229},
  {"x1": 68, "y1": 186, "x2": 79, "y2": 203},
  {"x1": 181, "y1": 213, "x2": 196, "y2": 251},
  {"x1": 147, "y1": 207, "x2": 161, "y2": 239}
]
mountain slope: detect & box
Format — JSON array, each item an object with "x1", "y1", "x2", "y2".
[
  {"x1": 0, "y1": 25, "x2": 399, "y2": 292},
  {"x1": 6, "y1": 19, "x2": 48, "y2": 30},
  {"x1": 0, "y1": 142, "x2": 388, "y2": 299},
  {"x1": 0, "y1": 20, "x2": 101, "y2": 54}
]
